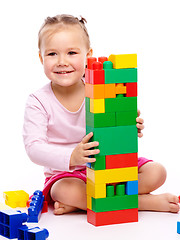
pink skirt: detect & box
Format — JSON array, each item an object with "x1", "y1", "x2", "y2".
[
  {"x1": 43, "y1": 169, "x2": 86, "y2": 202},
  {"x1": 43, "y1": 157, "x2": 152, "y2": 202}
]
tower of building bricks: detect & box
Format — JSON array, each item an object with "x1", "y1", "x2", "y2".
[{"x1": 85, "y1": 54, "x2": 138, "y2": 226}]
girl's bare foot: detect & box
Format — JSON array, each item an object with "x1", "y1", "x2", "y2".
[
  {"x1": 53, "y1": 201, "x2": 79, "y2": 215},
  {"x1": 138, "y1": 193, "x2": 179, "y2": 213}
]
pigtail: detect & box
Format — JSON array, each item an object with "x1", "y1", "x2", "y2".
[{"x1": 79, "y1": 16, "x2": 87, "y2": 24}]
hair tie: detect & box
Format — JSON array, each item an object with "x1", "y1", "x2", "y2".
[{"x1": 78, "y1": 16, "x2": 87, "y2": 24}]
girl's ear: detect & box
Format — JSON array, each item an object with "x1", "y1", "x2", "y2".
[
  {"x1": 39, "y1": 51, "x2": 43, "y2": 64},
  {"x1": 87, "y1": 48, "x2": 93, "y2": 58}
]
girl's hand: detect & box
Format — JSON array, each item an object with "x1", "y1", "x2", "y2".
[
  {"x1": 136, "y1": 110, "x2": 144, "y2": 138},
  {"x1": 70, "y1": 132, "x2": 99, "y2": 167}
]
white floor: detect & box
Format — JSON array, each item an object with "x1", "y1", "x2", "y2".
[
  {"x1": 1, "y1": 167, "x2": 180, "y2": 240},
  {"x1": 0, "y1": 205, "x2": 179, "y2": 240}
]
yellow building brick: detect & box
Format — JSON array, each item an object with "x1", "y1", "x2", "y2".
[
  {"x1": 86, "y1": 178, "x2": 106, "y2": 198},
  {"x1": 108, "y1": 54, "x2": 137, "y2": 69},
  {"x1": 3, "y1": 190, "x2": 29, "y2": 208},
  {"x1": 87, "y1": 195, "x2": 92, "y2": 210},
  {"x1": 87, "y1": 167, "x2": 138, "y2": 184},
  {"x1": 90, "y1": 98, "x2": 105, "y2": 113}
]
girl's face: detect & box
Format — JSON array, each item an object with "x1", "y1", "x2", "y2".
[{"x1": 39, "y1": 25, "x2": 92, "y2": 88}]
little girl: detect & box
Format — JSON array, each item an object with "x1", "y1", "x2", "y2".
[{"x1": 23, "y1": 14, "x2": 179, "y2": 215}]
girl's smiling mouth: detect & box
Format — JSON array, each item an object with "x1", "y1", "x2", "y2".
[{"x1": 54, "y1": 70, "x2": 74, "y2": 74}]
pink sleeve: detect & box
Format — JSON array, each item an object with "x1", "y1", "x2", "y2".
[{"x1": 23, "y1": 95, "x2": 74, "y2": 171}]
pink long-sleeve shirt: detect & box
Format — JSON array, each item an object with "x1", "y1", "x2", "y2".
[{"x1": 23, "y1": 83, "x2": 86, "y2": 178}]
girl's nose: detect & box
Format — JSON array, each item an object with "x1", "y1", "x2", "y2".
[{"x1": 57, "y1": 55, "x2": 68, "y2": 66}]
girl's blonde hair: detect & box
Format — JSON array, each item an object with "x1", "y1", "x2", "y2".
[{"x1": 38, "y1": 14, "x2": 90, "y2": 50}]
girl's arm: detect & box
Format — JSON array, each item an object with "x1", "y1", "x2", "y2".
[{"x1": 23, "y1": 95, "x2": 74, "y2": 171}]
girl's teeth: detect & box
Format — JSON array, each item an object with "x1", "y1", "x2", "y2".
[{"x1": 57, "y1": 71, "x2": 70, "y2": 74}]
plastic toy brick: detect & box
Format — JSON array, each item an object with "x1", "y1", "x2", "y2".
[
  {"x1": 103, "y1": 61, "x2": 113, "y2": 69},
  {"x1": 87, "y1": 195, "x2": 92, "y2": 210},
  {"x1": 86, "y1": 111, "x2": 116, "y2": 128},
  {"x1": 87, "y1": 166, "x2": 138, "y2": 184},
  {"x1": 86, "y1": 53, "x2": 139, "y2": 227},
  {"x1": 115, "y1": 83, "x2": 127, "y2": 95},
  {"x1": 0, "y1": 209, "x2": 28, "y2": 239},
  {"x1": 86, "y1": 125, "x2": 138, "y2": 156},
  {"x1": 116, "y1": 110, "x2": 137, "y2": 126},
  {"x1": 98, "y1": 56, "x2": 108, "y2": 64},
  {"x1": 116, "y1": 183, "x2": 125, "y2": 196},
  {"x1": 177, "y1": 221, "x2": 180, "y2": 234},
  {"x1": 90, "y1": 99, "x2": 105, "y2": 113},
  {"x1": 85, "y1": 83, "x2": 105, "y2": 99},
  {"x1": 87, "y1": 208, "x2": 138, "y2": 226},
  {"x1": 90, "y1": 61, "x2": 105, "y2": 84},
  {"x1": 27, "y1": 200, "x2": 48, "y2": 214},
  {"x1": 106, "y1": 153, "x2": 138, "y2": 169},
  {"x1": 126, "y1": 82, "x2": 138, "y2": 97},
  {"x1": 86, "y1": 58, "x2": 105, "y2": 84},
  {"x1": 105, "y1": 97, "x2": 137, "y2": 113},
  {"x1": 85, "y1": 68, "x2": 90, "y2": 83},
  {"x1": 104, "y1": 67, "x2": 137, "y2": 84},
  {"x1": 88, "y1": 155, "x2": 106, "y2": 170},
  {"x1": 85, "y1": 83, "x2": 91, "y2": 98},
  {"x1": 86, "y1": 179, "x2": 106, "y2": 198},
  {"x1": 85, "y1": 97, "x2": 90, "y2": 112},
  {"x1": 104, "y1": 84, "x2": 116, "y2": 98},
  {"x1": 18, "y1": 225, "x2": 33, "y2": 240},
  {"x1": 126, "y1": 181, "x2": 138, "y2": 195},
  {"x1": 41, "y1": 201, "x2": 48, "y2": 213},
  {"x1": 86, "y1": 162, "x2": 92, "y2": 169},
  {"x1": 91, "y1": 194, "x2": 138, "y2": 212},
  {"x1": 18, "y1": 225, "x2": 49, "y2": 240},
  {"x1": 106, "y1": 185, "x2": 115, "y2": 197},
  {"x1": 27, "y1": 190, "x2": 44, "y2": 223},
  {"x1": 108, "y1": 54, "x2": 137, "y2": 69},
  {"x1": 25, "y1": 227, "x2": 49, "y2": 240},
  {"x1": 3, "y1": 190, "x2": 29, "y2": 208},
  {"x1": 87, "y1": 57, "x2": 97, "y2": 69}
]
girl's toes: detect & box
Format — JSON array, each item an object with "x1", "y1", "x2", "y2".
[
  {"x1": 53, "y1": 201, "x2": 65, "y2": 215},
  {"x1": 169, "y1": 203, "x2": 179, "y2": 213}
]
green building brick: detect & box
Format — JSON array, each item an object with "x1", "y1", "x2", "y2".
[
  {"x1": 116, "y1": 110, "x2": 137, "y2": 126},
  {"x1": 116, "y1": 183, "x2": 125, "y2": 196},
  {"x1": 104, "y1": 68, "x2": 137, "y2": 84},
  {"x1": 86, "y1": 125, "x2": 138, "y2": 156},
  {"x1": 90, "y1": 155, "x2": 106, "y2": 170},
  {"x1": 85, "y1": 97, "x2": 90, "y2": 112},
  {"x1": 106, "y1": 185, "x2": 115, "y2": 197},
  {"x1": 91, "y1": 194, "x2": 138, "y2": 212},
  {"x1": 105, "y1": 97, "x2": 137, "y2": 113},
  {"x1": 86, "y1": 111, "x2": 116, "y2": 128}
]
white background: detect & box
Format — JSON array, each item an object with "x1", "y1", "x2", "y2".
[{"x1": 0, "y1": 0, "x2": 180, "y2": 239}]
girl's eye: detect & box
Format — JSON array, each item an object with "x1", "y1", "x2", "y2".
[
  {"x1": 48, "y1": 52, "x2": 56, "y2": 56},
  {"x1": 68, "y1": 51, "x2": 77, "y2": 55}
]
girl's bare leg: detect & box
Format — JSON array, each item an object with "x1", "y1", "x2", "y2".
[
  {"x1": 138, "y1": 162, "x2": 179, "y2": 212},
  {"x1": 50, "y1": 177, "x2": 87, "y2": 215},
  {"x1": 50, "y1": 162, "x2": 179, "y2": 215}
]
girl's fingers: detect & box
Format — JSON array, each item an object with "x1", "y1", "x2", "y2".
[
  {"x1": 84, "y1": 149, "x2": 100, "y2": 156},
  {"x1": 81, "y1": 132, "x2": 93, "y2": 144},
  {"x1": 84, "y1": 157, "x2": 96, "y2": 163},
  {"x1": 137, "y1": 109, "x2": 140, "y2": 117},
  {"x1": 136, "y1": 117, "x2": 144, "y2": 124},
  {"x1": 138, "y1": 132, "x2": 143, "y2": 138},
  {"x1": 84, "y1": 141, "x2": 99, "y2": 150},
  {"x1": 136, "y1": 123, "x2": 144, "y2": 130}
]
